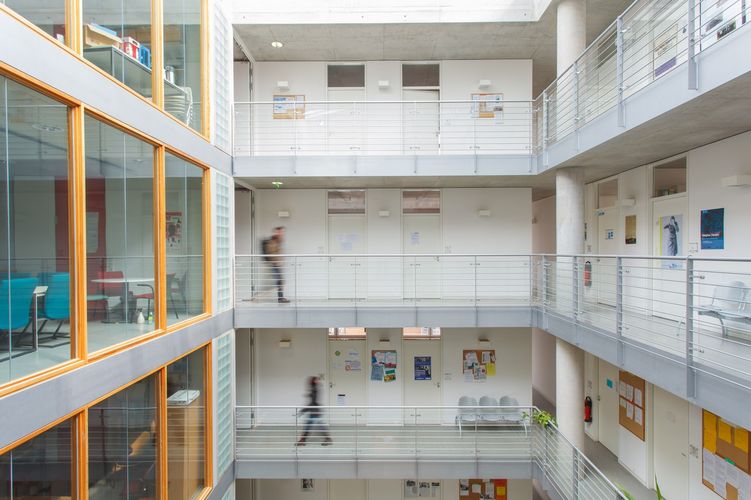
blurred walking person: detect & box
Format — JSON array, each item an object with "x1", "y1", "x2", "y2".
[
  {"x1": 297, "y1": 376, "x2": 332, "y2": 446},
  {"x1": 262, "y1": 226, "x2": 289, "y2": 303}
]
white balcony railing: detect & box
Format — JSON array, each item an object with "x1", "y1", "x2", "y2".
[
  {"x1": 235, "y1": 405, "x2": 627, "y2": 499},
  {"x1": 234, "y1": 100, "x2": 535, "y2": 157},
  {"x1": 234, "y1": 0, "x2": 750, "y2": 160},
  {"x1": 235, "y1": 254, "x2": 751, "y2": 397}
]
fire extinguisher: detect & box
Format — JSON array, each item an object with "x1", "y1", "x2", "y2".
[
  {"x1": 584, "y1": 260, "x2": 592, "y2": 288},
  {"x1": 584, "y1": 396, "x2": 593, "y2": 423}
]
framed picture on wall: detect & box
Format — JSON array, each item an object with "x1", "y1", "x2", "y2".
[
  {"x1": 471, "y1": 93, "x2": 503, "y2": 119},
  {"x1": 273, "y1": 94, "x2": 306, "y2": 119},
  {"x1": 301, "y1": 479, "x2": 314, "y2": 492}
]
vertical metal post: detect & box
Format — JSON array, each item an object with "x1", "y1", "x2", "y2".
[
  {"x1": 542, "y1": 90, "x2": 549, "y2": 167},
  {"x1": 572, "y1": 448, "x2": 580, "y2": 499},
  {"x1": 687, "y1": 0, "x2": 698, "y2": 90},
  {"x1": 542, "y1": 255, "x2": 548, "y2": 308},
  {"x1": 686, "y1": 258, "x2": 696, "y2": 398},
  {"x1": 528, "y1": 256, "x2": 533, "y2": 307},
  {"x1": 354, "y1": 408, "x2": 359, "y2": 467},
  {"x1": 616, "y1": 16, "x2": 626, "y2": 127},
  {"x1": 572, "y1": 257, "x2": 580, "y2": 322},
  {"x1": 414, "y1": 408, "x2": 419, "y2": 459},
  {"x1": 574, "y1": 60, "x2": 580, "y2": 152},
  {"x1": 473, "y1": 256, "x2": 478, "y2": 308},
  {"x1": 616, "y1": 257, "x2": 624, "y2": 366}
]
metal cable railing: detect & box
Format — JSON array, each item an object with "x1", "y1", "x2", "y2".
[
  {"x1": 233, "y1": 0, "x2": 750, "y2": 159},
  {"x1": 236, "y1": 253, "x2": 751, "y2": 396},
  {"x1": 235, "y1": 405, "x2": 626, "y2": 499}
]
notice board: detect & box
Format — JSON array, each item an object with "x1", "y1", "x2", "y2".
[
  {"x1": 702, "y1": 409, "x2": 751, "y2": 499},
  {"x1": 618, "y1": 370, "x2": 646, "y2": 441},
  {"x1": 458, "y1": 479, "x2": 507, "y2": 500}
]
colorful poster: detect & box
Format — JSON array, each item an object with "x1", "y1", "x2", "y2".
[
  {"x1": 371, "y1": 350, "x2": 397, "y2": 382},
  {"x1": 462, "y1": 350, "x2": 496, "y2": 382},
  {"x1": 660, "y1": 214, "x2": 683, "y2": 269},
  {"x1": 625, "y1": 215, "x2": 637, "y2": 245},
  {"x1": 471, "y1": 93, "x2": 504, "y2": 119},
  {"x1": 701, "y1": 208, "x2": 725, "y2": 250},
  {"x1": 414, "y1": 356, "x2": 432, "y2": 380},
  {"x1": 272, "y1": 94, "x2": 305, "y2": 119}
]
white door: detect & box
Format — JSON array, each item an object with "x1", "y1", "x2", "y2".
[
  {"x1": 598, "y1": 360, "x2": 620, "y2": 455},
  {"x1": 403, "y1": 213, "x2": 442, "y2": 299},
  {"x1": 328, "y1": 89, "x2": 366, "y2": 154},
  {"x1": 652, "y1": 195, "x2": 688, "y2": 324},
  {"x1": 403, "y1": 89, "x2": 439, "y2": 153},
  {"x1": 328, "y1": 339, "x2": 367, "y2": 417},
  {"x1": 403, "y1": 339, "x2": 442, "y2": 424},
  {"x1": 330, "y1": 480, "x2": 367, "y2": 500},
  {"x1": 595, "y1": 207, "x2": 620, "y2": 308},
  {"x1": 327, "y1": 214, "x2": 366, "y2": 299},
  {"x1": 653, "y1": 387, "x2": 689, "y2": 500}
]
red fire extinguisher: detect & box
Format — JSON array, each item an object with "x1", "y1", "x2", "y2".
[
  {"x1": 584, "y1": 396, "x2": 593, "y2": 423},
  {"x1": 584, "y1": 260, "x2": 592, "y2": 288}
]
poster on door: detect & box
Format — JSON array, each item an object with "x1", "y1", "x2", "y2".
[
  {"x1": 166, "y1": 211, "x2": 183, "y2": 249},
  {"x1": 414, "y1": 356, "x2": 432, "y2": 380},
  {"x1": 660, "y1": 214, "x2": 682, "y2": 269},
  {"x1": 462, "y1": 350, "x2": 496, "y2": 382},
  {"x1": 371, "y1": 350, "x2": 397, "y2": 382},
  {"x1": 458, "y1": 479, "x2": 507, "y2": 499},
  {"x1": 701, "y1": 208, "x2": 725, "y2": 250}
]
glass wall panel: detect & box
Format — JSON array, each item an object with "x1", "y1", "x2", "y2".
[
  {"x1": 163, "y1": 0, "x2": 203, "y2": 132},
  {"x1": 165, "y1": 153, "x2": 204, "y2": 324},
  {"x1": 167, "y1": 347, "x2": 206, "y2": 500},
  {"x1": 82, "y1": 0, "x2": 153, "y2": 99},
  {"x1": 89, "y1": 374, "x2": 158, "y2": 499},
  {"x1": 0, "y1": 76, "x2": 72, "y2": 384},
  {"x1": 84, "y1": 116, "x2": 155, "y2": 353},
  {"x1": 0, "y1": 418, "x2": 74, "y2": 498},
  {"x1": 2, "y1": 1, "x2": 67, "y2": 43}
]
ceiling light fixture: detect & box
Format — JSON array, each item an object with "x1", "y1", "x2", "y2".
[
  {"x1": 272, "y1": 181, "x2": 283, "y2": 189},
  {"x1": 271, "y1": 41, "x2": 284, "y2": 48}
]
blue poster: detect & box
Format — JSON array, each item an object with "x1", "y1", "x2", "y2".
[
  {"x1": 414, "y1": 356, "x2": 431, "y2": 381},
  {"x1": 701, "y1": 208, "x2": 724, "y2": 250}
]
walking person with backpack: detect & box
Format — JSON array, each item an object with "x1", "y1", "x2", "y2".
[{"x1": 262, "y1": 226, "x2": 290, "y2": 303}]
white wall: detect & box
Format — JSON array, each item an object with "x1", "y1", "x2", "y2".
[
  {"x1": 235, "y1": 189, "x2": 253, "y2": 254},
  {"x1": 254, "y1": 328, "x2": 329, "y2": 409},
  {"x1": 236, "y1": 329, "x2": 253, "y2": 406},
  {"x1": 441, "y1": 328, "x2": 533, "y2": 408},
  {"x1": 439, "y1": 60, "x2": 533, "y2": 101},
  {"x1": 442, "y1": 188, "x2": 532, "y2": 254},
  {"x1": 532, "y1": 196, "x2": 555, "y2": 254},
  {"x1": 254, "y1": 188, "x2": 532, "y2": 255}
]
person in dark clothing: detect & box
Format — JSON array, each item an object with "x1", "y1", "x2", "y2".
[
  {"x1": 296, "y1": 376, "x2": 332, "y2": 446},
  {"x1": 262, "y1": 226, "x2": 289, "y2": 303}
]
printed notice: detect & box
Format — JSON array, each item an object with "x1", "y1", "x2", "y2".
[
  {"x1": 716, "y1": 455, "x2": 728, "y2": 497},
  {"x1": 634, "y1": 407, "x2": 643, "y2": 426},
  {"x1": 626, "y1": 402, "x2": 634, "y2": 420},
  {"x1": 626, "y1": 384, "x2": 634, "y2": 402},
  {"x1": 634, "y1": 388, "x2": 643, "y2": 407},
  {"x1": 619, "y1": 381, "x2": 627, "y2": 398},
  {"x1": 703, "y1": 448, "x2": 716, "y2": 488}
]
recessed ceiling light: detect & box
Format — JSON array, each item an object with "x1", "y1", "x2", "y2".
[
  {"x1": 272, "y1": 181, "x2": 283, "y2": 189},
  {"x1": 31, "y1": 123, "x2": 63, "y2": 133},
  {"x1": 271, "y1": 41, "x2": 284, "y2": 48}
]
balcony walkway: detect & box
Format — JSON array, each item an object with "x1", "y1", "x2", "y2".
[{"x1": 234, "y1": 406, "x2": 626, "y2": 500}]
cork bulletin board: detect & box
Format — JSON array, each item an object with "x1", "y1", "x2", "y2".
[
  {"x1": 702, "y1": 409, "x2": 751, "y2": 499},
  {"x1": 458, "y1": 479, "x2": 507, "y2": 500},
  {"x1": 618, "y1": 370, "x2": 646, "y2": 441}
]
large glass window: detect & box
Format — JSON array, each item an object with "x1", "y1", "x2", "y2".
[
  {"x1": 85, "y1": 116, "x2": 155, "y2": 353},
  {"x1": 165, "y1": 153, "x2": 204, "y2": 324},
  {"x1": 0, "y1": 418, "x2": 74, "y2": 498},
  {"x1": 89, "y1": 375, "x2": 158, "y2": 499},
  {"x1": 163, "y1": 0, "x2": 203, "y2": 132},
  {"x1": 0, "y1": 76, "x2": 72, "y2": 385},
  {"x1": 82, "y1": 0, "x2": 153, "y2": 100},
  {"x1": 2, "y1": 1, "x2": 67, "y2": 44},
  {"x1": 167, "y1": 347, "x2": 206, "y2": 500}
]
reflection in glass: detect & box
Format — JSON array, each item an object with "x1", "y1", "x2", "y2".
[
  {"x1": 0, "y1": 419, "x2": 73, "y2": 498},
  {"x1": 167, "y1": 348, "x2": 205, "y2": 500},
  {"x1": 165, "y1": 153, "x2": 204, "y2": 324},
  {"x1": 3, "y1": 0, "x2": 67, "y2": 43},
  {"x1": 0, "y1": 76, "x2": 72, "y2": 385},
  {"x1": 163, "y1": 0, "x2": 202, "y2": 131},
  {"x1": 82, "y1": 0, "x2": 153, "y2": 99},
  {"x1": 85, "y1": 117, "x2": 155, "y2": 353},
  {"x1": 89, "y1": 375, "x2": 158, "y2": 500}
]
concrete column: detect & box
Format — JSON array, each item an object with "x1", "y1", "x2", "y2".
[
  {"x1": 557, "y1": 0, "x2": 587, "y2": 76},
  {"x1": 555, "y1": 166, "x2": 586, "y2": 449}
]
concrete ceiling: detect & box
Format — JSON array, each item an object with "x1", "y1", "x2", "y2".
[{"x1": 233, "y1": 0, "x2": 631, "y2": 95}]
